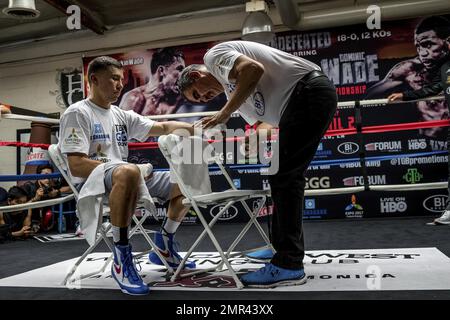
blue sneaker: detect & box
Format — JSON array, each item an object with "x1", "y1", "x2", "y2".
[
  {"x1": 245, "y1": 248, "x2": 274, "y2": 263},
  {"x1": 240, "y1": 263, "x2": 306, "y2": 288},
  {"x1": 148, "y1": 232, "x2": 196, "y2": 269},
  {"x1": 111, "y1": 244, "x2": 149, "y2": 295}
]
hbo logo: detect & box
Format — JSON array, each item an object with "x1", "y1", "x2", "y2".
[{"x1": 380, "y1": 201, "x2": 407, "y2": 213}]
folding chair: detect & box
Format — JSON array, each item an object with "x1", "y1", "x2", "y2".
[
  {"x1": 47, "y1": 144, "x2": 174, "y2": 286},
  {"x1": 158, "y1": 134, "x2": 272, "y2": 289}
]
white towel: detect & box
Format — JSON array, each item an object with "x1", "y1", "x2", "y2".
[
  {"x1": 203, "y1": 123, "x2": 227, "y2": 140},
  {"x1": 158, "y1": 134, "x2": 212, "y2": 197},
  {"x1": 77, "y1": 161, "x2": 155, "y2": 246}
]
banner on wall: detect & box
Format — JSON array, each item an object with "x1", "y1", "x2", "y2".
[
  {"x1": 52, "y1": 67, "x2": 84, "y2": 109},
  {"x1": 79, "y1": 15, "x2": 450, "y2": 221},
  {"x1": 82, "y1": 43, "x2": 227, "y2": 121}
]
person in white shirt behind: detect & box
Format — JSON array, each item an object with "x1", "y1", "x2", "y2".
[{"x1": 179, "y1": 41, "x2": 338, "y2": 288}]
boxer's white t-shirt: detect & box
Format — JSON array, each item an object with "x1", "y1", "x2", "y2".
[
  {"x1": 204, "y1": 40, "x2": 320, "y2": 126},
  {"x1": 59, "y1": 99, "x2": 154, "y2": 183}
]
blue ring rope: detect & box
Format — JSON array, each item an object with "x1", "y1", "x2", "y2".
[
  {"x1": 310, "y1": 150, "x2": 448, "y2": 166},
  {"x1": 152, "y1": 150, "x2": 448, "y2": 171},
  {"x1": 1, "y1": 151, "x2": 446, "y2": 180},
  {"x1": 0, "y1": 173, "x2": 62, "y2": 182}
]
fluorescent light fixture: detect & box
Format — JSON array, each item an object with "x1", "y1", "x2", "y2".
[
  {"x1": 241, "y1": 1, "x2": 274, "y2": 44},
  {"x1": 2, "y1": 0, "x2": 40, "y2": 19}
]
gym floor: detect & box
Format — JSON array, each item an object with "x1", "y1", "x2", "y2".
[{"x1": 1, "y1": 216, "x2": 449, "y2": 300}]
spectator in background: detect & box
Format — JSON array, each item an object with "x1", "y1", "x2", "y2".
[
  {"x1": 23, "y1": 164, "x2": 72, "y2": 232},
  {"x1": 0, "y1": 104, "x2": 11, "y2": 114},
  {"x1": 24, "y1": 164, "x2": 71, "y2": 202},
  {"x1": 0, "y1": 187, "x2": 7, "y2": 203},
  {"x1": 0, "y1": 186, "x2": 33, "y2": 239}
]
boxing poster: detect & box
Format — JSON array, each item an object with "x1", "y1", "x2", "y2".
[
  {"x1": 81, "y1": 14, "x2": 450, "y2": 221},
  {"x1": 276, "y1": 14, "x2": 450, "y2": 220}
]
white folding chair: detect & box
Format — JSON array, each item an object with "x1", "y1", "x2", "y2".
[
  {"x1": 158, "y1": 135, "x2": 272, "y2": 289},
  {"x1": 48, "y1": 144, "x2": 174, "y2": 286}
]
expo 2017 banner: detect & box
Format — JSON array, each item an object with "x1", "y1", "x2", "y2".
[{"x1": 82, "y1": 15, "x2": 450, "y2": 221}]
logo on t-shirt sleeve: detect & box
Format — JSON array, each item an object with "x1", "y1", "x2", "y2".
[
  {"x1": 253, "y1": 92, "x2": 265, "y2": 116},
  {"x1": 64, "y1": 127, "x2": 83, "y2": 145}
]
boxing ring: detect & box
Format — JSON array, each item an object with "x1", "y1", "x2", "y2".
[
  {"x1": 1, "y1": 96, "x2": 450, "y2": 294},
  {"x1": 0, "y1": 95, "x2": 448, "y2": 226}
]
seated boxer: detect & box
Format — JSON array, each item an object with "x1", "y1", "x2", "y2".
[{"x1": 59, "y1": 56, "x2": 196, "y2": 296}]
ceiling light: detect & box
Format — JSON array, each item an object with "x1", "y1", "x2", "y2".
[
  {"x1": 2, "y1": 0, "x2": 40, "y2": 19},
  {"x1": 241, "y1": 1, "x2": 274, "y2": 44}
]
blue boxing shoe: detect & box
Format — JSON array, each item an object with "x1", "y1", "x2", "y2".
[
  {"x1": 111, "y1": 244, "x2": 149, "y2": 295},
  {"x1": 245, "y1": 248, "x2": 274, "y2": 263},
  {"x1": 240, "y1": 263, "x2": 306, "y2": 288},
  {"x1": 149, "y1": 232, "x2": 196, "y2": 269}
]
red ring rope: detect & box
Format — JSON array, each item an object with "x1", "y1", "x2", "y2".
[
  {"x1": 325, "y1": 119, "x2": 450, "y2": 137},
  {"x1": 0, "y1": 141, "x2": 51, "y2": 149},
  {"x1": 1, "y1": 119, "x2": 448, "y2": 150}
]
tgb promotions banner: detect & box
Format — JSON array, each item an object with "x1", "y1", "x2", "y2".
[
  {"x1": 82, "y1": 14, "x2": 450, "y2": 222},
  {"x1": 269, "y1": 15, "x2": 450, "y2": 221}
]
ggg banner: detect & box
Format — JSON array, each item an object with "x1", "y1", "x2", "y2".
[{"x1": 82, "y1": 15, "x2": 450, "y2": 221}]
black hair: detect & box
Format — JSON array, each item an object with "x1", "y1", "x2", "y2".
[
  {"x1": 36, "y1": 164, "x2": 54, "y2": 174},
  {"x1": 415, "y1": 16, "x2": 450, "y2": 40},
  {"x1": 177, "y1": 64, "x2": 207, "y2": 95},
  {"x1": 150, "y1": 48, "x2": 184, "y2": 74},
  {"x1": 87, "y1": 56, "x2": 123, "y2": 83},
  {"x1": 7, "y1": 186, "x2": 28, "y2": 201}
]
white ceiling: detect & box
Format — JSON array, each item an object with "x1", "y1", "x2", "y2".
[
  {"x1": 1, "y1": 0, "x2": 450, "y2": 49},
  {"x1": 0, "y1": 0, "x2": 250, "y2": 46}
]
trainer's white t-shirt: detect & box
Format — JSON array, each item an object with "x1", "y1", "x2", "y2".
[
  {"x1": 59, "y1": 99, "x2": 154, "y2": 183},
  {"x1": 204, "y1": 40, "x2": 320, "y2": 126}
]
